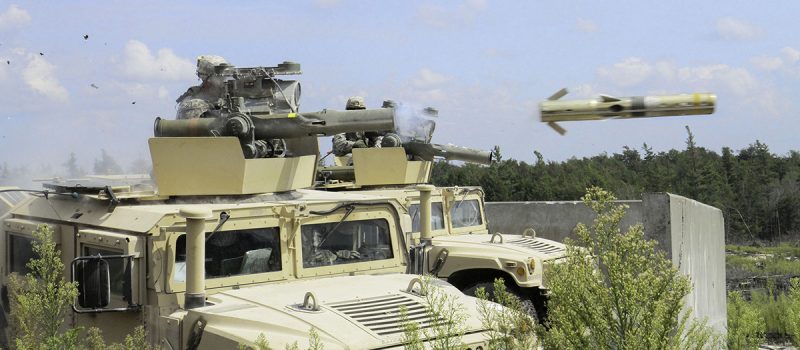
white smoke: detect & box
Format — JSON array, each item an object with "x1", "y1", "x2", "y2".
[{"x1": 392, "y1": 103, "x2": 437, "y2": 143}]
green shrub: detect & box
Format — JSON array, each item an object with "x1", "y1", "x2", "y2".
[
  {"x1": 727, "y1": 291, "x2": 765, "y2": 349},
  {"x1": 787, "y1": 278, "x2": 800, "y2": 346},
  {"x1": 541, "y1": 187, "x2": 719, "y2": 350},
  {"x1": 400, "y1": 275, "x2": 467, "y2": 350},
  {"x1": 8, "y1": 225, "x2": 153, "y2": 350},
  {"x1": 475, "y1": 278, "x2": 538, "y2": 349},
  {"x1": 7, "y1": 225, "x2": 80, "y2": 350}
]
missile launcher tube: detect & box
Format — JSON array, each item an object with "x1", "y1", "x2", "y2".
[
  {"x1": 154, "y1": 108, "x2": 396, "y2": 139},
  {"x1": 403, "y1": 141, "x2": 494, "y2": 165}
]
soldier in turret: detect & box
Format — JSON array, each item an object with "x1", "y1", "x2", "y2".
[
  {"x1": 175, "y1": 55, "x2": 230, "y2": 119},
  {"x1": 332, "y1": 96, "x2": 380, "y2": 156}
]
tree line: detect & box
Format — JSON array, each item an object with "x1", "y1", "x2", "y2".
[{"x1": 432, "y1": 127, "x2": 800, "y2": 244}]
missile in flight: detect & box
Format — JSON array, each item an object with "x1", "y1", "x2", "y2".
[{"x1": 539, "y1": 88, "x2": 716, "y2": 135}]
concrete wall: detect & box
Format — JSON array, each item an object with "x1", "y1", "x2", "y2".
[
  {"x1": 485, "y1": 200, "x2": 642, "y2": 242},
  {"x1": 485, "y1": 193, "x2": 727, "y2": 336}
]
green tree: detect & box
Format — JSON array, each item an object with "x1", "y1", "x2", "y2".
[
  {"x1": 0, "y1": 162, "x2": 9, "y2": 183},
  {"x1": 93, "y1": 149, "x2": 123, "y2": 175},
  {"x1": 727, "y1": 291, "x2": 765, "y2": 350},
  {"x1": 8, "y1": 225, "x2": 80, "y2": 349},
  {"x1": 8, "y1": 225, "x2": 151, "y2": 350},
  {"x1": 541, "y1": 187, "x2": 718, "y2": 350},
  {"x1": 788, "y1": 278, "x2": 800, "y2": 346},
  {"x1": 475, "y1": 278, "x2": 538, "y2": 349},
  {"x1": 62, "y1": 152, "x2": 85, "y2": 178}
]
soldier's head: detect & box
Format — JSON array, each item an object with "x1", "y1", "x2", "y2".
[
  {"x1": 196, "y1": 55, "x2": 229, "y2": 81},
  {"x1": 345, "y1": 96, "x2": 366, "y2": 110}
]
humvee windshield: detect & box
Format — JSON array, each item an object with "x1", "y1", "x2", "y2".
[
  {"x1": 301, "y1": 219, "x2": 393, "y2": 268},
  {"x1": 174, "y1": 227, "x2": 281, "y2": 281},
  {"x1": 408, "y1": 203, "x2": 445, "y2": 232},
  {"x1": 450, "y1": 199, "x2": 483, "y2": 228}
]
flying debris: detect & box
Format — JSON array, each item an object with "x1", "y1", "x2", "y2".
[
  {"x1": 90, "y1": 83, "x2": 99, "y2": 89},
  {"x1": 131, "y1": 101, "x2": 136, "y2": 104},
  {"x1": 539, "y1": 88, "x2": 716, "y2": 135},
  {"x1": 39, "y1": 52, "x2": 43, "y2": 56},
  {"x1": 83, "y1": 34, "x2": 89, "y2": 40},
  {"x1": 5, "y1": 61, "x2": 9, "y2": 65}
]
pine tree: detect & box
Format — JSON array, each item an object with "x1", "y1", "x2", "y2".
[
  {"x1": 62, "y1": 152, "x2": 84, "y2": 178},
  {"x1": 93, "y1": 149, "x2": 123, "y2": 175}
]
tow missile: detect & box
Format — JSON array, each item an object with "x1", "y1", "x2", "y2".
[{"x1": 539, "y1": 88, "x2": 716, "y2": 135}]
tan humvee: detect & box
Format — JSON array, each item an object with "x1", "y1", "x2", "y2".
[
  {"x1": 0, "y1": 138, "x2": 496, "y2": 349},
  {"x1": 317, "y1": 147, "x2": 567, "y2": 320}
]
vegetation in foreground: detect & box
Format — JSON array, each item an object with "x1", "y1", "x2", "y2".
[
  {"x1": 726, "y1": 279, "x2": 800, "y2": 348},
  {"x1": 8, "y1": 225, "x2": 150, "y2": 350},
  {"x1": 539, "y1": 187, "x2": 719, "y2": 349}
]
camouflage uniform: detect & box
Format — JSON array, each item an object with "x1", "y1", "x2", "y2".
[
  {"x1": 332, "y1": 132, "x2": 367, "y2": 157},
  {"x1": 332, "y1": 96, "x2": 370, "y2": 156},
  {"x1": 176, "y1": 55, "x2": 229, "y2": 119}
]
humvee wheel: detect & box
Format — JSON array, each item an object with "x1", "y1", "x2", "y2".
[{"x1": 462, "y1": 281, "x2": 538, "y2": 324}]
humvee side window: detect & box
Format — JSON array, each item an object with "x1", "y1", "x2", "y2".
[
  {"x1": 82, "y1": 246, "x2": 130, "y2": 308},
  {"x1": 408, "y1": 203, "x2": 445, "y2": 232},
  {"x1": 8, "y1": 234, "x2": 35, "y2": 275},
  {"x1": 301, "y1": 219, "x2": 392, "y2": 268},
  {"x1": 174, "y1": 227, "x2": 281, "y2": 282},
  {"x1": 450, "y1": 199, "x2": 483, "y2": 228}
]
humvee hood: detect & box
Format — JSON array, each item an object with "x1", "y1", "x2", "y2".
[
  {"x1": 189, "y1": 274, "x2": 486, "y2": 349},
  {"x1": 432, "y1": 234, "x2": 567, "y2": 260}
]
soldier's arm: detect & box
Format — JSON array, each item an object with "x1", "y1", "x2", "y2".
[{"x1": 332, "y1": 134, "x2": 356, "y2": 156}]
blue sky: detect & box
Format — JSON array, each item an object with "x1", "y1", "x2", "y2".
[{"x1": 0, "y1": 1, "x2": 798, "y2": 175}]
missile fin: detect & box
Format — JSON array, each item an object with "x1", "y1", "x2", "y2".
[
  {"x1": 599, "y1": 94, "x2": 622, "y2": 102},
  {"x1": 547, "y1": 121, "x2": 567, "y2": 135},
  {"x1": 547, "y1": 88, "x2": 568, "y2": 101}
]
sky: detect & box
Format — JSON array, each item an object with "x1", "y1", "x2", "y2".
[{"x1": 0, "y1": 1, "x2": 798, "y2": 176}]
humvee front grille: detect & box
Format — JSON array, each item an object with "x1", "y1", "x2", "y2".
[
  {"x1": 327, "y1": 294, "x2": 444, "y2": 336},
  {"x1": 506, "y1": 237, "x2": 565, "y2": 255}
]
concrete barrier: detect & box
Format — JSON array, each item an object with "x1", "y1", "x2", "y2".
[{"x1": 486, "y1": 193, "x2": 727, "y2": 336}]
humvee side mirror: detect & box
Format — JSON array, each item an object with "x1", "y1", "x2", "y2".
[{"x1": 71, "y1": 255, "x2": 138, "y2": 313}]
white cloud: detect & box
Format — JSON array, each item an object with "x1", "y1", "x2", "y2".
[
  {"x1": 158, "y1": 86, "x2": 169, "y2": 99},
  {"x1": 22, "y1": 54, "x2": 68, "y2": 101},
  {"x1": 0, "y1": 5, "x2": 31, "y2": 31},
  {"x1": 593, "y1": 57, "x2": 781, "y2": 113},
  {"x1": 121, "y1": 40, "x2": 195, "y2": 81},
  {"x1": 575, "y1": 18, "x2": 598, "y2": 33},
  {"x1": 411, "y1": 68, "x2": 451, "y2": 88},
  {"x1": 677, "y1": 64, "x2": 758, "y2": 96},
  {"x1": 782, "y1": 47, "x2": 800, "y2": 63},
  {"x1": 751, "y1": 56, "x2": 783, "y2": 71},
  {"x1": 715, "y1": 17, "x2": 761, "y2": 40},
  {"x1": 416, "y1": 0, "x2": 487, "y2": 29},
  {"x1": 750, "y1": 47, "x2": 800, "y2": 78},
  {"x1": 597, "y1": 57, "x2": 653, "y2": 87}
]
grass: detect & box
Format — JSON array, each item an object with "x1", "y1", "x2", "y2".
[{"x1": 726, "y1": 243, "x2": 800, "y2": 279}]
